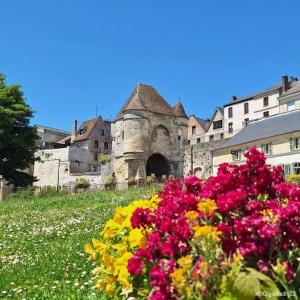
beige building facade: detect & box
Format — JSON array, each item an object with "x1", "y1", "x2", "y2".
[{"x1": 213, "y1": 110, "x2": 300, "y2": 176}]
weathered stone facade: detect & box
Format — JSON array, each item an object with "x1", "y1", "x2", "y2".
[
  {"x1": 184, "y1": 140, "x2": 229, "y2": 179},
  {"x1": 112, "y1": 84, "x2": 188, "y2": 184}
]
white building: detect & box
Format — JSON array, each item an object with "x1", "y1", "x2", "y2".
[
  {"x1": 213, "y1": 110, "x2": 300, "y2": 176},
  {"x1": 223, "y1": 75, "x2": 299, "y2": 139}
]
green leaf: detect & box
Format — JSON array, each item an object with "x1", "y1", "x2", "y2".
[{"x1": 233, "y1": 271, "x2": 261, "y2": 300}]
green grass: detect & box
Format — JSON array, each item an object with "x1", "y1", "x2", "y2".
[{"x1": 0, "y1": 187, "x2": 160, "y2": 299}]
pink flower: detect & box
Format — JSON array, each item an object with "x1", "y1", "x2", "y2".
[{"x1": 127, "y1": 256, "x2": 144, "y2": 275}]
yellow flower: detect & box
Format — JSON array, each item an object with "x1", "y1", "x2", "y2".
[
  {"x1": 113, "y1": 243, "x2": 127, "y2": 255},
  {"x1": 84, "y1": 243, "x2": 96, "y2": 260},
  {"x1": 197, "y1": 199, "x2": 217, "y2": 216},
  {"x1": 193, "y1": 225, "x2": 221, "y2": 240},
  {"x1": 171, "y1": 268, "x2": 185, "y2": 286},
  {"x1": 102, "y1": 254, "x2": 115, "y2": 271},
  {"x1": 113, "y1": 207, "x2": 127, "y2": 224},
  {"x1": 128, "y1": 228, "x2": 147, "y2": 249},
  {"x1": 150, "y1": 194, "x2": 161, "y2": 206},
  {"x1": 178, "y1": 255, "x2": 193, "y2": 268},
  {"x1": 101, "y1": 219, "x2": 121, "y2": 239},
  {"x1": 185, "y1": 210, "x2": 199, "y2": 222}
]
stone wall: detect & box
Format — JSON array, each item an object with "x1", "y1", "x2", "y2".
[
  {"x1": 34, "y1": 146, "x2": 93, "y2": 187},
  {"x1": 112, "y1": 110, "x2": 188, "y2": 184},
  {"x1": 184, "y1": 139, "x2": 229, "y2": 179}
]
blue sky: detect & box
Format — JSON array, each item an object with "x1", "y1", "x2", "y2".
[{"x1": 1, "y1": 0, "x2": 299, "y2": 131}]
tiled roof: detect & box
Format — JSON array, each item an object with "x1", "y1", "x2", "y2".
[
  {"x1": 115, "y1": 83, "x2": 188, "y2": 120},
  {"x1": 74, "y1": 117, "x2": 99, "y2": 141},
  {"x1": 215, "y1": 110, "x2": 300, "y2": 149}
]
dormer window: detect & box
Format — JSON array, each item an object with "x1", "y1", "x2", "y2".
[
  {"x1": 79, "y1": 128, "x2": 87, "y2": 135},
  {"x1": 213, "y1": 120, "x2": 223, "y2": 129}
]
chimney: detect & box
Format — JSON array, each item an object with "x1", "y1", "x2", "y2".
[
  {"x1": 71, "y1": 120, "x2": 78, "y2": 143},
  {"x1": 282, "y1": 75, "x2": 289, "y2": 92},
  {"x1": 232, "y1": 95, "x2": 237, "y2": 102}
]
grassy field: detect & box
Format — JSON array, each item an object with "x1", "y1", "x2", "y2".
[{"x1": 0, "y1": 187, "x2": 160, "y2": 299}]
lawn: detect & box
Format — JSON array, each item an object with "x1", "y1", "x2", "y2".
[{"x1": 0, "y1": 187, "x2": 160, "y2": 299}]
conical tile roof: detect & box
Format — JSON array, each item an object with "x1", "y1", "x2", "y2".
[{"x1": 115, "y1": 83, "x2": 187, "y2": 120}]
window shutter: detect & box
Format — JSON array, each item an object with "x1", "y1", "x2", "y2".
[
  {"x1": 284, "y1": 164, "x2": 291, "y2": 176},
  {"x1": 269, "y1": 143, "x2": 273, "y2": 155},
  {"x1": 290, "y1": 138, "x2": 294, "y2": 151},
  {"x1": 261, "y1": 144, "x2": 265, "y2": 153}
]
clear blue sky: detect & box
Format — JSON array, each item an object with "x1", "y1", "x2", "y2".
[{"x1": 1, "y1": 0, "x2": 299, "y2": 131}]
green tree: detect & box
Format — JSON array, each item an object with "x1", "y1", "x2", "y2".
[{"x1": 0, "y1": 74, "x2": 39, "y2": 186}]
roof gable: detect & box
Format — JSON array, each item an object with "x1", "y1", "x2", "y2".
[{"x1": 206, "y1": 107, "x2": 224, "y2": 132}]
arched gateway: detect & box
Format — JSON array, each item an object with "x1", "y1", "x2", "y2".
[{"x1": 146, "y1": 153, "x2": 170, "y2": 178}]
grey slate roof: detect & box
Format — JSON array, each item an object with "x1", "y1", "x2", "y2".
[
  {"x1": 223, "y1": 82, "x2": 283, "y2": 107},
  {"x1": 194, "y1": 116, "x2": 210, "y2": 130},
  {"x1": 279, "y1": 80, "x2": 300, "y2": 98},
  {"x1": 216, "y1": 110, "x2": 300, "y2": 149}
]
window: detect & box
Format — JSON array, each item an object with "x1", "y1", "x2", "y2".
[
  {"x1": 293, "y1": 163, "x2": 300, "y2": 175},
  {"x1": 122, "y1": 131, "x2": 124, "y2": 140},
  {"x1": 43, "y1": 142, "x2": 50, "y2": 149},
  {"x1": 213, "y1": 120, "x2": 223, "y2": 129},
  {"x1": 94, "y1": 140, "x2": 98, "y2": 148},
  {"x1": 228, "y1": 107, "x2": 233, "y2": 118},
  {"x1": 220, "y1": 133, "x2": 224, "y2": 139},
  {"x1": 192, "y1": 126, "x2": 196, "y2": 135},
  {"x1": 101, "y1": 129, "x2": 105, "y2": 136},
  {"x1": 232, "y1": 149, "x2": 243, "y2": 161},
  {"x1": 94, "y1": 152, "x2": 98, "y2": 161},
  {"x1": 244, "y1": 102, "x2": 249, "y2": 114},
  {"x1": 263, "y1": 111, "x2": 269, "y2": 118},
  {"x1": 243, "y1": 118, "x2": 249, "y2": 127},
  {"x1": 283, "y1": 164, "x2": 291, "y2": 176},
  {"x1": 209, "y1": 135, "x2": 214, "y2": 141},
  {"x1": 228, "y1": 122, "x2": 233, "y2": 133},
  {"x1": 104, "y1": 142, "x2": 109, "y2": 150},
  {"x1": 197, "y1": 138, "x2": 201, "y2": 144},
  {"x1": 287, "y1": 101, "x2": 296, "y2": 112},
  {"x1": 188, "y1": 140, "x2": 190, "y2": 145},
  {"x1": 290, "y1": 138, "x2": 300, "y2": 151},
  {"x1": 178, "y1": 135, "x2": 181, "y2": 141},
  {"x1": 263, "y1": 97, "x2": 269, "y2": 107},
  {"x1": 79, "y1": 128, "x2": 86, "y2": 135},
  {"x1": 261, "y1": 143, "x2": 272, "y2": 155}
]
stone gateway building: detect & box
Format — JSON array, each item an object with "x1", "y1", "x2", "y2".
[{"x1": 112, "y1": 83, "x2": 188, "y2": 184}]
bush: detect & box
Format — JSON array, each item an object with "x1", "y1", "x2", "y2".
[
  {"x1": 75, "y1": 177, "x2": 90, "y2": 190},
  {"x1": 104, "y1": 176, "x2": 116, "y2": 190},
  {"x1": 146, "y1": 176, "x2": 153, "y2": 187},
  {"x1": 86, "y1": 147, "x2": 300, "y2": 299},
  {"x1": 128, "y1": 177, "x2": 137, "y2": 188},
  {"x1": 98, "y1": 155, "x2": 111, "y2": 165},
  {"x1": 286, "y1": 174, "x2": 300, "y2": 185},
  {"x1": 6, "y1": 186, "x2": 37, "y2": 200}
]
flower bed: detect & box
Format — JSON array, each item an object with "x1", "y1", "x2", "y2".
[{"x1": 85, "y1": 148, "x2": 300, "y2": 299}]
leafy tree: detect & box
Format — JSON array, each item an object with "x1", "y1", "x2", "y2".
[{"x1": 0, "y1": 74, "x2": 39, "y2": 186}]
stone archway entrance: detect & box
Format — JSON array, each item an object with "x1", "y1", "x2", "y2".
[{"x1": 146, "y1": 153, "x2": 170, "y2": 178}]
